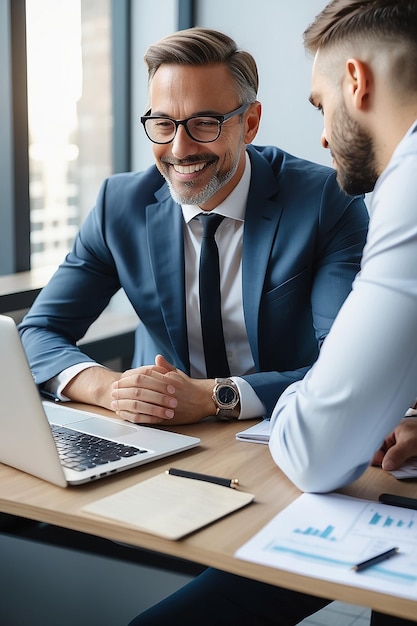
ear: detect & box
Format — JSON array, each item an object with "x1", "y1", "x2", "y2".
[
  {"x1": 344, "y1": 58, "x2": 371, "y2": 111},
  {"x1": 244, "y1": 100, "x2": 262, "y2": 144}
]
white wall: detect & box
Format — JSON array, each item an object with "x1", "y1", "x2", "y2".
[
  {"x1": 131, "y1": 0, "x2": 178, "y2": 171},
  {"x1": 131, "y1": 0, "x2": 331, "y2": 171}
]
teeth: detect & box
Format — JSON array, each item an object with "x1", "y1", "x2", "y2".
[{"x1": 174, "y1": 162, "x2": 206, "y2": 174}]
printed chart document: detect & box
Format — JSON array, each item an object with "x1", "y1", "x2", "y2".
[
  {"x1": 235, "y1": 492, "x2": 417, "y2": 600},
  {"x1": 83, "y1": 472, "x2": 254, "y2": 540},
  {"x1": 236, "y1": 419, "x2": 270, "y2": 444}
]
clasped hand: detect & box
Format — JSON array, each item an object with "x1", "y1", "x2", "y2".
[
  {"x1": 111, "y1": 360, "x2": 417, "y2": 472},
  {"x1": 111, "y1": 355, "x2": 215, "y2": 425}
]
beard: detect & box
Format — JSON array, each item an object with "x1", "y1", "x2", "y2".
[
  {"x1": 164, "y1": 157, "x2": 238, "y2": 206},
  {"x1": 331, "y1": 100, "x2": 379, "y2": 196},
  {"x1": 161, "y1": 124, "x2": 244, "y2": 206}
]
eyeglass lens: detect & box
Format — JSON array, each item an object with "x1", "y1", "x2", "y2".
[{"x1": 144, "y1": 117, "x2": 221, "y2": 144}]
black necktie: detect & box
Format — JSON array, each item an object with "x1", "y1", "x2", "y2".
[{"x1": 197, "y1": 213, "x2": 230, "y2": 378}]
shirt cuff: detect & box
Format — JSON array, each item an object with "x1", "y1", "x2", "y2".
[
  {"x1": 231, "y1": 376, "x2": 266, "y2": 420},
  {"x1": 43, "y1": 362, "x2": 104, "y2": 401}
]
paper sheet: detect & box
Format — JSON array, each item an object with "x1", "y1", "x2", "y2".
[
  {"x1": 236, "y1": 419, "x2": 270, "y2": 444},
  {"x1": 389, "y1": 457, "x2": 417, "y2": 479},
  {"x1": 236, "y1": 492, "x2": 417, "y2": 600},
  {"x1": 83, "y1": 472, "x2": 254, "y2": 540}
]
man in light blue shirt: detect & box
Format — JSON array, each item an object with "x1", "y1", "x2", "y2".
[{"x1": 269, "y1": 1, "x2": 417, "y2": 494}]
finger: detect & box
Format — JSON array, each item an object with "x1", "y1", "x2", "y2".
[
  {"x1": 382, "y1": 443, "x2": 415, "y2": 471},
  {"x1": 155, "y1": 354, "x2": 176, "y2": 372},
  {"x1": 111, "y1": 397, "x2": 177, "y2": 422},
  {"x1": 118, "y1": 364, "x2": 168, "y2": 381},
  {"x1": 371, "y1": 448, "x2": 385, "y2": 467},
  {"x1": 113, "y1": 370, "x2": 175, "y2": 393},
  {"x1": 111, "y1": 384, "x2": 177, "y2": 409},
  {"x1": 117, "y1": 409, "x2": 168, "y2": 425},
  {"x1": 111, "y1": 389, "x2": 177, "y2": 413}
]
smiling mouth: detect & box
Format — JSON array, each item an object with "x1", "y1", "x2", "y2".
[{"x1": 173, "y1": 162, "x2": 207, "y2": 174}]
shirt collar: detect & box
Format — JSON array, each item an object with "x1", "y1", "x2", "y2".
[
  {"x1": 181, "y1": 151, "x2": 251, "y2": 224},
  {"x1": 389, "y1": 118, "x2": 417, "y2": 163}
]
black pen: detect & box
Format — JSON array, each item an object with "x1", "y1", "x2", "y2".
[
  {"x1": 166, "y1": 467, "x2": 239, "y2": 488},
  {"x1": 352, "y1": 547, "x2": 399, "y2": 572},
  {"x1": 379, "y1": 493, "x2": 417, "y2": 510}
]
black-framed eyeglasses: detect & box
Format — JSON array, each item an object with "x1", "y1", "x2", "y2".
[{"x1": 140, "y1": 103, "x2": 250, "y2": 144}]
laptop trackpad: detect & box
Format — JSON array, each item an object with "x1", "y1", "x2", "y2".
[
  {"x1": 66, "y1": 418, "x2": 137, "y2": 438},
  {"x1": 43, "y1": 402, "x2": 138, "y2": 438}
]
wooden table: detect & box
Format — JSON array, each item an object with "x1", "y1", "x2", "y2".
[{"x1": 1, "y1": 406, "x2": 417, "y2": 621}]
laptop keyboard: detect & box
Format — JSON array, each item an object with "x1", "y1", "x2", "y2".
[{"x1": 50, "y1": 423, "x2": 148, "y2": 472}]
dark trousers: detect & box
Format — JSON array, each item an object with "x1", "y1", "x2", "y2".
[{"x1": 128, "y1": 568, "x2": 416, "y2": 626}]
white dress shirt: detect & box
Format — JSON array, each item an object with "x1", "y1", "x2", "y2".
[
  {"x1": 47, "y1": 154, "x2": 265, "y2": 420},
  {"x1": 269, "y1": 121, "x2": 417, "y2": 493}
]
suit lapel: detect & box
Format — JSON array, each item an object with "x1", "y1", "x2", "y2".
[
  {"x1": 243, "y1": 148, "x2": 283, "y2": 369},
  {"x1": 147, "y1": 190, "x2": 190, "y2": 372},
  {"x1": 145, "y1": 148, "x2": 284, "y2": 374}
]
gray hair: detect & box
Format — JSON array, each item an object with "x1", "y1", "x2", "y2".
[{"x1": 144, "y1": 27, "x2": 258, "y2": 105}]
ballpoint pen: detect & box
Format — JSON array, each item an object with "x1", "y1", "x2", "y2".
[
  {"x1": 167, "y1": 467, "x2": 239, "y2": 488},
  {"x1": 379, "y1": 493, "x2": 417, "y2": 510},
  {"x1": 352, "y1": 547, "x2": 399, "y2": 572}
]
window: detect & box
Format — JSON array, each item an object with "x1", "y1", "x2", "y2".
[
  {"x1": 26, "y1": 0, "x2": 113, "y2": 268},
  {"x1": 0, "y1": 0, "x2": 130, "y2": 277}
]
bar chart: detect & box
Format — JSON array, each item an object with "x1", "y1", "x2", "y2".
[
  {"x1": 294, "y1": 524, "x2": 337, "y2": 540},
  {"x1": 368, "y1": 510, "x2": 414, "y2": 529}
]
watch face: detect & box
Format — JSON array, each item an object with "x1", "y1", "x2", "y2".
[{"x1": 218, "y1": 385, "x2": 237, "y2": 406}]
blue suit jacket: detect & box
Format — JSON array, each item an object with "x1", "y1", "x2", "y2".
[{"x1": 20, "y1": 145, "x2": 369, "y2": 417}]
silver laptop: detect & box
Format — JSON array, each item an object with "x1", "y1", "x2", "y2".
[{"x1": 0, "y1": 314, "x2": 200, "y2": 486}]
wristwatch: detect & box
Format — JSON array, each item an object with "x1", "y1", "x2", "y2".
[{"x1": 212, "y1": 378, "x2": 240, "y2": 421}]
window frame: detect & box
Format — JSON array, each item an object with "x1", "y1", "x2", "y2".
[
  {"x1": 178, "y1": 0, "x2": 195, "y2": 30},
  {"x1": 0, "y1": 0, "x2": 30, "y2": 274}
]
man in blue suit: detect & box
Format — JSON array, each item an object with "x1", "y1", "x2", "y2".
[{"x1": 20, "y1": 27, "x2": 368, "y2": 428}]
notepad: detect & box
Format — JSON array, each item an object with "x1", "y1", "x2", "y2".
[
  {"x1": 83, "y1": 472, "x2": 255, "y2": 540},
  {"x1": 236, "y1": 419, "x2": 270, "y2": 444}
]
